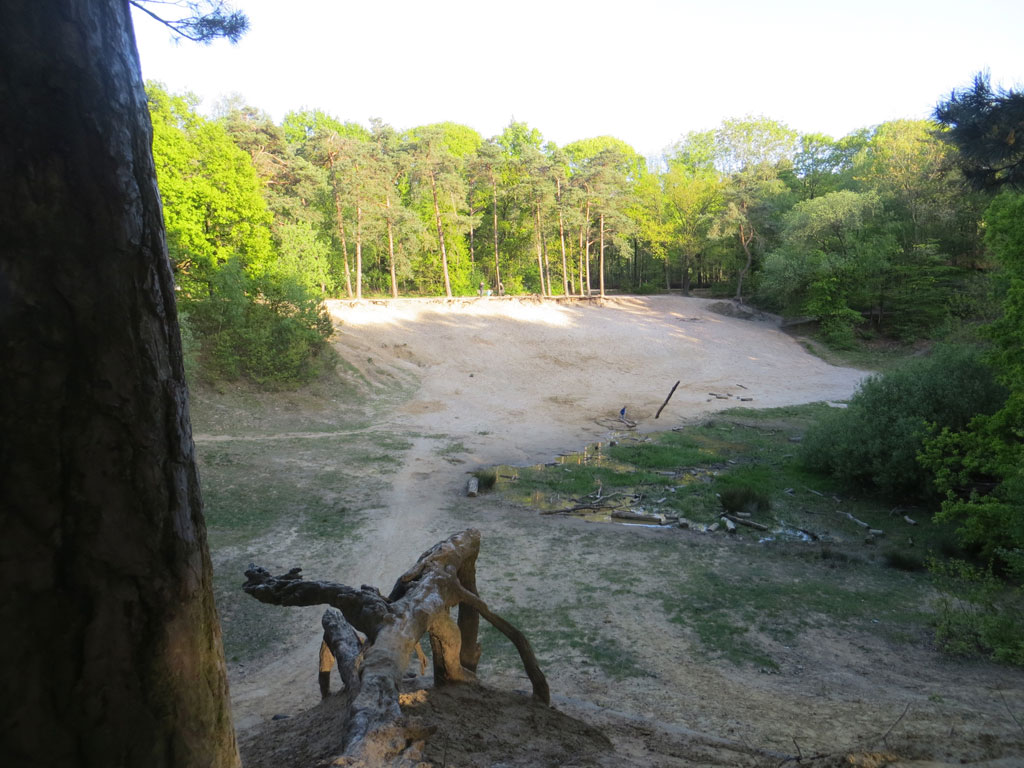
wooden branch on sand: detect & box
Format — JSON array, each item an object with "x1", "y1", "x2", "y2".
[
  {"x1": 655, "y1": 380, "x2": 681, "y2": 419},
  {"x1": 242, "y1": 529, "x2": 548, "y2": 766},
  {"x1": 723, "y1": 514, "x2": 770, "y2": 532}
]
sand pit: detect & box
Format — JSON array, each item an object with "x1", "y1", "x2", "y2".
[{"x1": 327, "y1": 294, "x2": 866, "y2": 470}]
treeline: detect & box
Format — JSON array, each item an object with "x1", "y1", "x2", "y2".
[
  {"x1": 800, "y1": 75, "x2": 1024, "y2": 663},
  {"x1": 149, "y1": 80, "x2": 995, "y2": 371}
]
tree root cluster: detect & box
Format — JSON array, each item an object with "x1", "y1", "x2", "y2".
[{"x1": 242, "y1": 529, "x2": 548, "y2": 766}]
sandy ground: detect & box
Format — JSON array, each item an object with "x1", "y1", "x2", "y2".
[
  {"x1": 216, "y1": 295, "x2": 1024, "y2": 767},
  {"x1": 324, "y1": 294, "x2": 865, "y2": 586}
]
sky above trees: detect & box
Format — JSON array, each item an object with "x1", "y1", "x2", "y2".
[{"x1": 131, "y1": 0, "x2": 1024, "y2": 158}]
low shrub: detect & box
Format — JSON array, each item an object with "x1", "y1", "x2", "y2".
[
  {"x1": 719, "y1": 486, "x2": 771, "y2": 515},
  {"x1": 800, "y1": 344, "x2": 1007, "y2": 500},
  {"x1": 883, "y1": 548, "x2": 927, "y2": 572},
  {"x1": 473, "y1": 469, "x2": 497, "y2": 491},
  {"x1": 930, "y1": 553, "x2": 1024, "y2": 666}
]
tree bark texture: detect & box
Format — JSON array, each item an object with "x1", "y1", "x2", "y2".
[
  {"x1": 0, "y1": 2, "x2": 238, "y2": 767},
  {"x1": 242, "y1": 529, "x2": 548, "y2": 763}
]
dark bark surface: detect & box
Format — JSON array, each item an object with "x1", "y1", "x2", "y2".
[{"x1": 0, "y1": 2, "x2": 237, "y2": 766}]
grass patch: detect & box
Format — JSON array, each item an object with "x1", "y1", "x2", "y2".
[
  {"x1": 473, "y1": 468, "x2": 497, "y2": 491},
  {"x1": 477, "y1": 404, "x2": 958, "y2": 671},
  {"x1": 478, "y1": 603, "x2": 652, "y2": 680},
  {"x1": 607, "y1": 431, "x2": 718, "y2": 468},
  {"x1": 795, "y1": 335, "x2": 919, "y2": 372}
]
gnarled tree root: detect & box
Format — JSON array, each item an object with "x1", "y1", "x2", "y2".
[{"x1": 243, "y1": 528, "x2": 548, "y2": 765}]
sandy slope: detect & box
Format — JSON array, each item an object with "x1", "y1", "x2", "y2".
[{"x1": 327, "y1": 294, "x2": 864, "y2": 468}]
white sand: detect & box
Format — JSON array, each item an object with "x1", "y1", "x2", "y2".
[{"x1": 328, "y1": 294, "x2": 866, "y2": 470}]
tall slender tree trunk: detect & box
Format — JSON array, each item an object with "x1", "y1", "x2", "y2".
[
  {"x1": 599, "y1": 212, "x2": 606, "y2": 299},
  {"x1": 449, "y1": 190, "x2": 461, "y2": 267},
  {"x1": 735, "y1": 221, "x2": 755, "y2": 301},
  {"x1": 355, "y1": 201, "x2": 363, "y2": 299},
  {"x1": 584, "y1": 198, "x2": 593, "y2": 296},
  {"x1": 557, "y1": 180, "x2": 569, "y2": 295},
  {"x1": 385, "y1": 194, "x2": 399, "y2": 298},
  {"x1": 491, "y1": 177, "x2": 502, "y2": 292},
  {"x1": 534, "y1": 202, "x2": 546, "y2": 296},
  {"x1": 333, "y1": 189, "x2": 354, "y2": 298},
  {"x1": 577, "y1": 222, "x2": 586, "y2": 295},
  {"x1": 1, "y1": 2, "x2": 238, "y2": 765},
  {"x1": 543, "y1": 239, "x2": 553, "y2": 296},
  {"x1": 430, "y1": 171, "x2": 453, "y2": 298}
]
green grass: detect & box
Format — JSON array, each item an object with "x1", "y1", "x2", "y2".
[
  {"x1": 194, "y1": 417, "x2": 416, "y2": 665},
  {"x1": 475, "y1": 404, "x2": 960, "y2": 671},
  {"x1": 796, "y1": 335, "x2": 921, "y2": 372},
  {"x1": 607, "y1": 431, "x2": 719, "y2": 468},
  {"x1": 477, "y1": 602, "x2": 652, "y2": 680},
  {"x1": 471, "y1": 519, "x2": 937, "y2": 678}
]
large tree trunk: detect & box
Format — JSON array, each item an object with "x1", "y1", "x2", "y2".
[
  {"x1": 599, "y1": 212, "x2": 606, "y2": 299},
  {"x1": 0, "y1": 2, "x2": 238, "y2": 766},
  {"x1": 243, "y1": 529, "x2": 548, "y2": 765}
]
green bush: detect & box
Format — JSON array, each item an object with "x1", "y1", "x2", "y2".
[
  {"x1": 930, "y1": 553, "x2": 1024, "y2": 665},
  {"x1": 186, "y1": 258, "x2": 333, "y2": 388},
  {"x1": 801, "y1": 345, "x2": 1007, "y2": 500},
  {"x1": 719, "y1": 486, "x2": 771, "y2": 515},
  {"x1": 472, "y1": 468, "x2": 497, "y2": 491}
]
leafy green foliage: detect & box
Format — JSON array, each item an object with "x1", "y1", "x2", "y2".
[
  {"x1": 920, "y1": 191, "x2": 1024, "y2": 557},
  {"x1": 148, "y1": 83, "x2": 332, "y2": 387},
  {"x1": 930, "y1": 555, "x2": 1024, "y2": 665},
  {"x1": 801, "y1": 345, "x2": 1007, "y2": 499}
]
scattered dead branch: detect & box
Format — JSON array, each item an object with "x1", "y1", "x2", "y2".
[
  {"x1": 724, "y1": 514, "x2": 770, "y2": 532},
  {"x1": 655, "y1": 380, "x2": 681, "y2": 419}
]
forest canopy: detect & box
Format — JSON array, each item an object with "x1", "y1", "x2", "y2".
[{"x1": 149, "y1": 77, "x2": 1004, "y2": 384}]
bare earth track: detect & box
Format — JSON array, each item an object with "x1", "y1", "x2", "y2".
[{"x1": 194, "y1": 296, "x2": 1024, "y2": 767}]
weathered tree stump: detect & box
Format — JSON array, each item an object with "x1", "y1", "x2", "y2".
[{"x1": 243, "y1": 528, "x2": 548, "y2": 765}]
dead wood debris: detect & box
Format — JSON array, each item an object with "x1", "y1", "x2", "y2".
[{"x1": 242, "y1": 529, "x2": 548, "y2": 766}]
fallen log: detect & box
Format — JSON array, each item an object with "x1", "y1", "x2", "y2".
[
  {"x1": 724, "y1": 514, "x2": 770, "y2": 532},
  {"x1": 841, "y1": 511, "x2": 871, "y2": 529},
  {"x1": 243, "y1": 529, "x2": 548, "y2": 766},
  {"x1": 610, "y1": 509, "x2": 663, "y2": 524}
]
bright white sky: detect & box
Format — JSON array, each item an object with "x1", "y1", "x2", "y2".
[{"x1": 131, "y1": 0, "x2": 1024, "y2": 158}]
